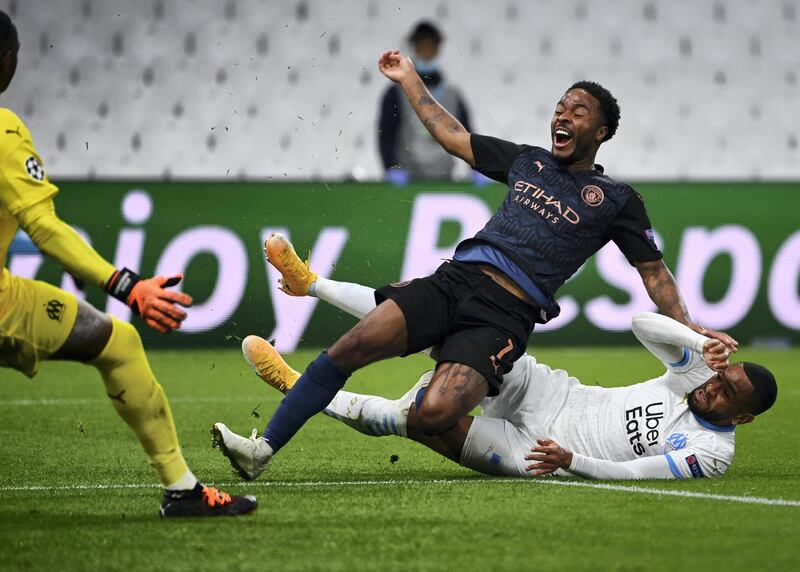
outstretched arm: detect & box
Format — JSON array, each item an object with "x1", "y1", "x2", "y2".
[
  {"x1": 631, "y1": 311, "x2": 728, "y2": 371},
  {"x1": 18, "y1": 199, "x2": 116, "y2": 289},
  {"x1": 378, "y1": 50, "x2": 474, "y2": 166},
  {"x1": 635, "y1": 259, "x2": 738, "y2": 351},
  {"x1": 17, "y1": 199, "x2": 192, "y2": 333},
  {"x1": 635, "y1": 259, "x2": 690, "y2": 324},
  {"x1": 525, "y1": 439, "x2": 722, "y2": 480},
  {"x1": 0, "y1": 114, "x2": 191, "y2": 334}
]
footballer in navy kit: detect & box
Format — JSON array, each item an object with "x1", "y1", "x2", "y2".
[
  {"x1": 233, "y1": 274, "x2": 777, "y2": 481},
  {"x1": 212, "y1": 50, "x2": 738, "y2": 481}
]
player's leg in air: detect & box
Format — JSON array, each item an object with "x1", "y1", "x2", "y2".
[
  {"x1": 213, "y1": 233, "x2": 412, "y2": 477},
  {"x1": 227, "y1": 248, "x2": 532, "y2": 476},
  {"x1": 230, "y1": 302, "x2": 526, "y2": 476},
  {"x1": 213, "y1": 234, "x2": 504, "y2": 475},
  {"x1": 235, "y1": 335, "x2": 469, "y2": 464}
]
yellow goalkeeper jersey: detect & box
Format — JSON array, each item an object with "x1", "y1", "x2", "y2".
[
  {"x1": 0, "y1": 107, "x2": 118, "y2": 291},
  {"x1": 0, "y1": 108, "x2": 59, "y2": 284}
]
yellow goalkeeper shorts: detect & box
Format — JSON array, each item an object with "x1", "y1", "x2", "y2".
[{"x1": 0, "y1": 269, "x2": 79, "y2": 378}]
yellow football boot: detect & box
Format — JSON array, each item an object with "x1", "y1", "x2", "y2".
[
  {"x1": 264, "y1": 233, "x2": 318, "y2": 296},
  {"x1": 241, "y1": 335, "x2": 301, "y2": 394}
]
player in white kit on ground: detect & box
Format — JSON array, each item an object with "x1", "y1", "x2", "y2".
[{"x1": 215, "y1": 237, "x2": 777, "y2": 481}]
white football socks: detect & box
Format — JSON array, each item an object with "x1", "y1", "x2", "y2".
[
  {"x1": 323, "y1": 391, "x2": 408, "y2": 437},
  {"x1": 310, "y1": 277, "x2": 376, "y2": 320},
  {"x1": 164, "y1": 469, "x2": 199, "y2": 492}
]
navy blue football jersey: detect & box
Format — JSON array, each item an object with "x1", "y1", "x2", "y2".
[{"x1": 458, "y1": 134, "x2": 662, "y2": 302}]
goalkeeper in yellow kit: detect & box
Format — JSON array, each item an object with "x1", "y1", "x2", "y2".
[{"x1": 0, "y1": 11, "x2": 256, "y2": 517}]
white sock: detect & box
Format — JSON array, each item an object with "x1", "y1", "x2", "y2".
[
  {"x1": 164, "y1": 469, "x2": 199, "y2": 491},
  {"x1": 323, "y1": 390, "x2": 407, "y2": 437},
  {"x1": 311, "y1": 277, "x2": 376, "y2": 319}
]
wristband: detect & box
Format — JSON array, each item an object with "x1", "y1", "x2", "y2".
[{"x1": 106, "y1": 267, "x2": 140, "y2": 308}]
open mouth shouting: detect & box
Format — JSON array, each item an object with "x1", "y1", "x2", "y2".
[{"x1": 552, "y1": 125, "x2": 574, "y2": 152}]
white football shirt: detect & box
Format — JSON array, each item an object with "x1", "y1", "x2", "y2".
[{"x1": 480, "y1": 348, "x2": 735, "y2": 479}]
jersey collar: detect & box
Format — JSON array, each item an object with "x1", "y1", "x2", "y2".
[{"x1": 692, "y1": 412, "x2": 735, "y2": 433}]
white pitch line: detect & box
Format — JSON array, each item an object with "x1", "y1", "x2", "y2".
[
  {"x1": 530, "y1": 478, "x2": 800, "y2": 506},
  {"x1": 1, "y1": 477, "x2": 798, "y2": 507}
]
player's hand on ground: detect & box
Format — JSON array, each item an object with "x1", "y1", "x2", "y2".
[
  {"x1": 128, "y1": 274, "x2": 193, "y2": 334},
  {"x1": 378, "y1": 50, "x2": 415, "y2": 83},
  {"x1": 524, "y1": 439, "x2": 573, "y2": 477},
  {"x1": 702, "y1": 339, "x2": 729, "y2": 372},
  {"x1": 690, "y1": 323, "x2": 739, "y2": 353}
]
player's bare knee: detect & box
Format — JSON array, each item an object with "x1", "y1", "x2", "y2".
[
  {"x1": 415, "y1": 401, "x2": 460, "y2": 436},
  {"x1": 329, "y1": 301, "x2": 407, "y2": 370},
  {"x1": 327, "y1": 332, "x2": 360, "y2": 370},
  {"x1": 328, "y1": 328, "x2": 377, "y2": 371},
  {"x1": 416, "y1": 413, "x2": 457, "y2": 436}
]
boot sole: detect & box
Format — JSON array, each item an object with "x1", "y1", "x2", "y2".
[{"x1": 210, "y1": 425, "x2": 256, "y2": 482}]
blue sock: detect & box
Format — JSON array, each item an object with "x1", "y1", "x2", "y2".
[{"x1": 263, "y1": 351, "x2": 350, "y2": 452}]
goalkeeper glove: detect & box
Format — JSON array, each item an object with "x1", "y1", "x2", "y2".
[{"x1": 106, "y1": 268, "x2": 193, "y2": 333}]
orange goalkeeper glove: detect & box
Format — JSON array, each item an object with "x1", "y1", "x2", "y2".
[{"x1": 106, "y1": 268, "x2": 193, "y2": 333}]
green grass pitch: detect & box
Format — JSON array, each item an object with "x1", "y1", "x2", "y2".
[{"x1": 1, "y1": 345, "x2": 798, "y2": 571}]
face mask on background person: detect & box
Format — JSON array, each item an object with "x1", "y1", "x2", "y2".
[{"x1": 414, "y1": 58, "x2": 441, "y2": 75}]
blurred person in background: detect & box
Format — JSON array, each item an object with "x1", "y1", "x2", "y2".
[{"x1": 378, "y1": 21, "x2": 481, "y2": 186}]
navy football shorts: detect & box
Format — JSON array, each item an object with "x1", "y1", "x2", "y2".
[{"x1": 375, "y1": 261, "x2": 536, "y2": 396}]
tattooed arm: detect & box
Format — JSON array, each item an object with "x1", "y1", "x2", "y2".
[
  {"x1": 635, "y1": 259, "x2": 739, "y2": 351},
  {"x1": 635, "y1": 259, "x2": 690, "y2": 324},
  {"x1": 378, "y1": 50, "x2": 475, "y2": 166}
]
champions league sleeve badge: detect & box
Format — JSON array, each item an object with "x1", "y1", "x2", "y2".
[
  {"x1": 685, "y1": 454, "x2": 705, "y2": 477},
  {"x1": 25, "y1": 156, "x2": 46, "y2": 181}
]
